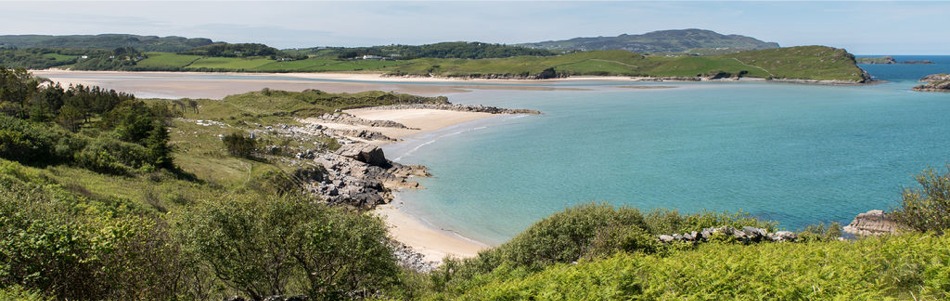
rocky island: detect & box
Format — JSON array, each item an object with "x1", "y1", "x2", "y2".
[
  {"x1": 857, "y1": 56, "x2": 934, "y2": 65},
  {"x1": 913, "y1": 73, "x2": 950, "y2": 92}
]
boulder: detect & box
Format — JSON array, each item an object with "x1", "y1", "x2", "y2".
[
  {"x1": 843, "y1": 209, "x2": 900, "y2": 236},
  {"x1": 658, "y1": 235, "x2": 675, "y2": 243},
  {"x1": 769, "y1": 231, "x2": 798, "y2": 242},
  {"x1": 336, "y1": 143, "x2": 391, "y2": 168}
]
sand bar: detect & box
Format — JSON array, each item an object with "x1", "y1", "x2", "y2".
[{"x1": 30, "y1": 70, "x2": 640, "y2": 100}]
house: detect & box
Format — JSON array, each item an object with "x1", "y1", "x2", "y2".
[{"x1": 361, "y1": 55, "x2": 384, "y2": 60}]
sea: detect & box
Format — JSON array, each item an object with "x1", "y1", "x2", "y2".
[{"x1": 383, "y1": 55, "x2": 950, "y2": 245}]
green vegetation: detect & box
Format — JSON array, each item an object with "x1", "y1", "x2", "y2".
[
  {"x1": 0, "y1": 67, "x2": 171, "y2": 174},
  {"x1": 0, "y1": 33, "x2": 867, "y2": 82},
  {"x1": 518, "y1": 29, "x2": 780, "y2": 54},
  {"x1": 43, "y1": 46, "x2": 865, "y2": 82},
  {"x1": 177, "y1": 194, "x2": 398, "y2": 300},
  {"x1": 0, "y1": 69, "x2": 451, "y2": 300},
  {"x1": 0, "y1": 34, "x2": 214, "y2": 52},
  {"x1": 4, "y1": 68, "x2": 945, "y2": 300},
  {"x1": 724, "y1": 46, "x2": 868, "y2": 81},
  {"x1": 892, "y1": 165, "x2": 950, "y2": 234},
  {"x1": 317, "y1": 41, "x2": 556, "y2": 59},
  {"x1": 440, "y1": 234, "x2": 949, "y2": 300},
  {"x1": 181, "y1": 43, "x2": 280, "y2": 57},
  {"x1": 132, "y1": 52, "x2": 203, "y2": 70},
  {"x1": 857, "y1": 56, "x2": 898, "y2": 64},
  {"x1": 415, "y1": 196, "x2": 949, "y2": 300}
]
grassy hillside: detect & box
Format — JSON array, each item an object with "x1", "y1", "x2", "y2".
[
  {"x1": 519, "y1": 29, "x2": 780, "y2": 53},
  {"x1": 0, "y1": 34, "x2": 214, "y2": 52},
  {"x1": 113, "y1": 46, "x2": 868, "y2": 82}
]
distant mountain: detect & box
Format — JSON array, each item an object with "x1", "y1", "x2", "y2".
[
  {"x1": 0, "y1": 34, "x2": 215, "y2": 52},
  {"x1": 520, "y1": 29, "x2": 780, "y2": 54}
]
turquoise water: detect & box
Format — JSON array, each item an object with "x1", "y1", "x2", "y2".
[{"x1": 386, "y1": 58, "x2": 950, "y2": 245}]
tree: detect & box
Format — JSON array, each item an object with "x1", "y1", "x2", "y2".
[
  {"x1": 892, "y1": 166, "x2": 950, "y2": 234},
  {"x1": 222, "y1": 132, "x2": 257, "y2": 159},
  {"x1": 144, "y1": 121, "x2": 173, "y2": 169}
]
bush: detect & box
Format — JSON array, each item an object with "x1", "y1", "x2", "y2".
[
  {"x1": 175, "y1": 194, "x2": 399, "y2": 300},
  {"x1": 448, "y1": 234, "x2": 950, "y2": 300},
  {"x1": 892, "y1": 165, "x2": 950, "y2": 234},
  {"x1": 0, "y1": 115, "x2": 75, "y2": 165},
  {"x1": 494, "y1": 204, "x2": 649, "y2": 270},
  {"x1": 222, "y1": 132, "x2": 257, "y2": 158},
  {"x1": 74, "y1": 137, "x2": 152, "y2": 175},
  {"x1": 0, "y1": 172, "x2": 183, "y2": 300}
]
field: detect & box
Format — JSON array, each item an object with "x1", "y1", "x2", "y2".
[{"x1": 135, "y1": 52, "x2": 202, "y2": 69}]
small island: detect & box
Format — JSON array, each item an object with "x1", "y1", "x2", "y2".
[
  {"x1": 857, "y1": 56, "x2": 934, "y2": 65},
  {"x1": 913, "y1": 74, "x2": 950, "y2": 92}
]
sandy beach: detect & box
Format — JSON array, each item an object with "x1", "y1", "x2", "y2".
[{"x1": 302, "y1": 102, "x2": 501, "y2": 262}]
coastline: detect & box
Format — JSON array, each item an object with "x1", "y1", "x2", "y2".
[
  {"x1": 31, "y1": 69, "x2": 515, "y2": 263},
  {"x1": 35, "y1": 69, "x2": 871, "y2": 84},
  {"x1": 327, "y1": 107, "x2": 502, "y2": 262}
]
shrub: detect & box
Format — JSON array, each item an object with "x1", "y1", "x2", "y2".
[
  {"x1": 175, "y1": 194, "x2": 399, "y2": 300},
  {"x1": 0, "y1": 115, "x2": 65, "y2": 165},
  {"x1": 0, "y1": 172, "x2": 183, "y2": 300},
  {"x1": 494, "y1": 204, "x2": 649, "y2": 270},
  {"x1": 892, "y1": 165, "x2": 950, "y2": 234},
  {"x1": 74, "y1": 137, "x2": 152, "y2": 175},
  {"x1": 222, "y1": 132, "x2": 257, "y2": 158}
]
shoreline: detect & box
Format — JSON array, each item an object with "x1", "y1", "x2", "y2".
[
  {"x1": 34, "y1": 69, "x2": 508, "y2": 263},
  {"x1": 326, "y1": 107, "x2": 505, "y2": 262},
  {"x1": 37, "y1": 69, "x2": 865, "y2": 84},
  {"x1": 31, "y1": 70, "x2": 869, "y2": 98}
]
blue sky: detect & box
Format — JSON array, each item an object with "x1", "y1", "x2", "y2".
[{"x1": 1, "y1": 1, "x2": 947, "y2": 54}]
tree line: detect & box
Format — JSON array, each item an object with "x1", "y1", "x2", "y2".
[
  {"x1": 0, "y1": 67, "x2": 173, "y2": 173},
  {"x1": 327, "y1": 41, "x2": 557, "y2": 60}
]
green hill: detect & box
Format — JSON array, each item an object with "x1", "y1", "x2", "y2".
[
  {"x1": 0, "y1": 34, "x2": 214, "y2": 52},
  {"x1": 520, "y1": 29, "x2": 780, "y2": 54},
  {"x1": 123, "y1": 46, "x2": 871, "y2": 83}
]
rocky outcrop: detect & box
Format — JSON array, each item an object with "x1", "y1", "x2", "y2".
[
  {"x1": 913, "y1": 74, "x2": 950, "y2": 92},
  {"x1": 361, "y1": 103, "x2": 542, "y2": 115},
  {"x1": 314, "y1": 113, "x2": 417, "y2": 130},
  {"x1": 310, "y1": 143, "x2": 428, "y2": 208},
  {"x1": 336, "y1": 143, "x2": 390, "y2": 168},
  {"x1": 658, "y1": 226, "x2": 798, "y2": 244},
  {"x1": 843, "y1": 210, "x2": 900, "y2": 236}
]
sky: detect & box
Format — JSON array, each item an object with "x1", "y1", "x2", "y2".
[{"x1": 1, "y1": 1, "x2": 947, "y2": 54}]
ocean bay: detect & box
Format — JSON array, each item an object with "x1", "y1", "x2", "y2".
[
  {"x1": 387, "y1": 62, "x2": 950, "y2": 245},
  {"x1": 34, "y1": 63, "x2": 950, "y2": 246}
]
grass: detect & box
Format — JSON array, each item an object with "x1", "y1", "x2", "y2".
[
  {"x1": 0, "y1": 88, "x2": 445, "y2": 215},
  {"x1": 135, "y1": 52, "x2": 202, "y2": 69},
  {"x1": 186, "y1": 56, "x2": 275, "y2": 70}
]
